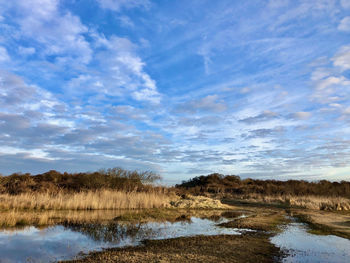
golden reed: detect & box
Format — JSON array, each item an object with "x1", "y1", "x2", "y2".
[
  {"x1": 234, "y1": 194, "x2": 350, "y2": 211},
  {"x1": 0, "y1": 190, "x2": 172, "y2": 210}
]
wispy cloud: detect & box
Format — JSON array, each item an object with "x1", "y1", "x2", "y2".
[
  {"x1": 338, "y1": 16, "x2": 350, "y2": 31},
  {"x1": 97, "y1": 0, "x2": 150, "y2": 12},
  {"x1": 0, "y1": 0, "x2": 349, "y2": 181}
]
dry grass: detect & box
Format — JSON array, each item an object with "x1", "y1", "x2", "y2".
[
  {"x1": 0, "y1": 209, "x2": 137, "y2": 227},
  {"x1": 0, "y1": 190, "x2": 174, "y2": 210},
  {"x1": 219, "y1": 210, "x2": 289, "y2": 231},
  {"x1": 288, "y1": 195, "x2": 350, "y2": 211},
  {"x1": 0, "y1": 208, "x2": 239, "y2": 228},
  {"x1": 291, "y1": 209, "x2": 350, "y2": 239},
  {"x1": 63, "y1": 233, "x2": 281, "y2": 263},
  {"x1": 231, "y1": 194, "x2": 350, "y2": 211}
]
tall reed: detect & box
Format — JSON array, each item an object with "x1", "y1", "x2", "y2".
[
  {"x1": 0, "y1": 190, "x2": 173, "y2": 210},
  {"x1": 0, "y1": 209, "x2": 133, "y2": 227},
  {"x1": 232, "y1": 193, "x2": 350, "y2": 211}
]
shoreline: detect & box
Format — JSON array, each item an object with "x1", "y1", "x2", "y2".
[{"x1": 62, "y1": 232, "x2": 281, "y2": 263}]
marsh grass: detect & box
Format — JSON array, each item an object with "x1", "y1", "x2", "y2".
[
  {"x1": 231, "y1": 194, "x2": 350, "y2": 211},
  {"x1": 0, "y1": 208, "x2": 234, "y2": 228},
  {"x1": 0, "y1": 209, "x2": 136, "y2": 227},
  {"x1": 0, "y1": 190, "x2": 173, "y2": 210}
]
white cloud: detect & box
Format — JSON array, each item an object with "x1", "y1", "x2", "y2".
[
  {"x1": 239, "y1": 110, "x2": 279, "y2": 124},
  {"x1": 97, "y1": 0, "x2": 150, "y2": 11},
  {"x1": 118, "y1": 16, "x2": 135, "y2": 28},
  {"x1": 0, "y1": 70, "x2": 65, "y2": 114},
  {"x1": 317, "y1": 76, "x2": 347, "y2": 90},
  {"x1": 341, "y1": 0, "x2": 350, "y2": 9},
  {"x1": 311, "y1": 67, "x2": 332, "y2": 81},
  {"x1": 66, "y1": 34, "x2": 161, "y2": 103},
  {"x1": 343, "y1": 107, "x2": 350, "y2": 114},
  {"x1": 97, "y1": 35, "x2": 161, "y2": 103},
  {"x1": 0, "y1": 46, "x2": 9, "y2": 62},
  {"x1": 240, "y1": 87, "x2": 251, "y2": 94},
  {"x1": 175, "y1": 95, "x2": 227, "y2": 114},
  {"x1": 273, "y1": 0, "x2": 338, "y2": 28},
  {"x1": 5, "y1": 0, "x2": 92, "y2": 65},
  {"x1": 0, "y1": 70, "x2": 164, "y2": 169},
  {"x1": 292, "y1": 111, "x2": 312, "y2": 120},
  {"x1": 310, "y1": 45, "x2": 350, "y2": 104},
  {"x1": 1, "y1": 0, "x2": 350, "y2": 180},
  {"x1": 312, "y1": 75, "x2": 350, "y2": 103},
  {"x1": 18, "y1": 46, "x2": 36, "y2": 56},
  {"x1": 195, "y1": 95, "x2": 227, "y2": 112},
  {"x1": 332, "y1": 45, "x2": 350, "y2": 71},
  {"x1": 338, "y1": 16, "x2": 350, "y2": 32}
]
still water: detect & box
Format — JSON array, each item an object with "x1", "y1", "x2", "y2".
[
  {"x1": 0, "y1": 217, "x2": 245, "y2": 263},
  {"x1": 271, "y1": 222, "x2": 350, "y2": 263},
  {"x1": 1, "y1": 215, "x2": 350, "y2": 263}
]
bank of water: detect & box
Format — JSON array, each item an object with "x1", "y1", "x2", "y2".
[
  {"x1": 271, "y1": 221, "x2": 350, "y2": 263},
  {"x1": 2, "y1": 213, "x2": 350, "y2": 263},
  {"x1": 0, "y1": 217, "x2": 245, "y2": 262}
]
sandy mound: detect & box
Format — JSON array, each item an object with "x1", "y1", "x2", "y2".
[{"x1": 170, "y1": 195, "x2": 232, "y2": 209}]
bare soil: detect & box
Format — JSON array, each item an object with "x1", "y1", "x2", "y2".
[
  {"x1": 64, "y1": 233, "x2": 281, "y2": 263},
  {"x1": 61, "y1": 202, "x2": 350, "y2": 263},
  {"x1": 63, "y1": 206, "x2": 287, "y2": 263}
]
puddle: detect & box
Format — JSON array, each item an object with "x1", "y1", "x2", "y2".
[
  {"x1": 0, "y1": 217, "x2": 244, "y2": 262},
  {"x1": 271, "y1": 222, "x2": 350, "y2": 263}
]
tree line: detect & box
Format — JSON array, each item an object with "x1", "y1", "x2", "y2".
[
  {"x1": 176, "y1": 173, "x2": 350, "y2": 198},
  {"x1": 0, "y1": 168, "x2": 162, "y2": 194}
]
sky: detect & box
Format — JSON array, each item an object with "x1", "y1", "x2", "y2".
[{"x1": 0, "y1": 0, "x2": 350, "y2": 183}]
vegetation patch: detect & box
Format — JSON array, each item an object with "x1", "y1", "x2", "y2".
[
  {"x1": 177, "y1": 173, "x2": 350, "y2": 211},
  {"x1": 218, "y1": 210, "x2": 289, "y2": 232},
  {"x1": 63, "y1": 233, "x2": 281, "y2": 263},
  {"x1": 292, "y1": 211, "x2": 350, "y2": 239},
  {"x1": 170, "y1": 194, "x2": 233, "y2": 209},
  {"x1": 0, "y1": 190, "x2": 174, "y2": 210},
  {"x1": 0, "y1": 168, "x2": 162, "y2": 194},
  {"x1": 112, "y1": 208, "x2": 241, "y2": 223}
]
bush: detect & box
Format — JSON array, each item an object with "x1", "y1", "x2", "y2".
[
  {"x1": 0, "y1": 168, "x2": 162, "y2": 195},
  {"x1": 176, "y1": 173, "x2": 350, "y2": 198}
]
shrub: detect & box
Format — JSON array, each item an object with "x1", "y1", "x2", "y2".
[{"x1": 0, "y1": 168, "x2": 162, "y2": 195}]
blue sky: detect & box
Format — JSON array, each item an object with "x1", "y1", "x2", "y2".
[{"x1": 0, "y1": 0, "x2": 350, "y2": 183}]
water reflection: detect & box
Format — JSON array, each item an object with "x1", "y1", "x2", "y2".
[
  {"x1": 63, "y1": 222, "x2": 155, "y2": 243},
  {"x1": 271, "y1": 222, "x2": 350, "y2": 263},
  {"x1": 0, "y1": 217, "x2": 242, "y2": 263}
]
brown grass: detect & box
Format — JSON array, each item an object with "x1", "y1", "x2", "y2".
[
  {"x1": 230, "y1": 194, "x2": 350, "y2": 211},
  {"x1": 0, "y1": 209, "x2": 138, "y2": 227},
  {"x1": 63, "y1": 233, "x2": 281, "y2": 263},
  {"x1": 0, "y1": 190, "x2": 174, "y2": 210},
  {"x1": 288, "y1": 195, "x2": 350, "y2": 210},
  {"x1": 0, "y1": 208, "x2": 240, "y2": 228},
  {"x1": 291, "y1": 209, "x2": 350, "y2": 239},
  {"x1": 219, "y1": 210, "x2": 289, "y2": 231}
]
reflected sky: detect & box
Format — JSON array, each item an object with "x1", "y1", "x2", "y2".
[
  {"x1": 0, "y1": 217, "x2": 243, "y2": 263},
  {"x1": 271, "y1": 222, "x2": 350, "y2": 263}
]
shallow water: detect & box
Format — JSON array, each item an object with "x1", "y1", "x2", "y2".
[
  {"x1": 271, "y1": 222, "x2": 350, "y2": 263},
  {"x1": 0, "y1": 217, "x2": 244, "y2": 263},
  {"x1": 2, "y1": 214, "x2": 350, "y2": 263}
]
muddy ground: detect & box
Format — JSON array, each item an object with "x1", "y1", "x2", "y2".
[
  {"x1": 291, "y1": 208, "x2": 350, "y2": 239},
  {"x1": 64, "y1": 233, "x2": 280, "y2": 263},
  {"x1": 62, "y1": 203, "x2": 350, "y2": 263},
  {"x1": 63, "y1": 207, "x2": 287, "y2": 263}
]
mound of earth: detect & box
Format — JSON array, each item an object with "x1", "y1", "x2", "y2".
[{"x1": 170, "y1": 195, "x2": 232, "y2": 209}]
